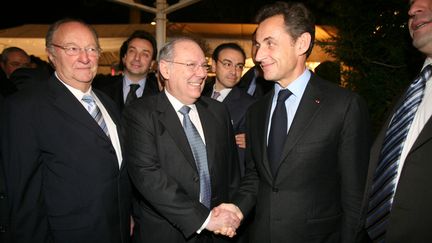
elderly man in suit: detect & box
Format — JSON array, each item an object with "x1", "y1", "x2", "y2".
[
  {"x1": 215, "y1": 2, "x2": 371, "y2": 242},
  {"x1": 356, "y1": 0, "x2": 432, "y2": 242},
  {"x1": 123, "y1": 37, "x2": 241, "y2": 243},
  {"x1": 1, "y1": 18, "x2": 131, "y2": 243}
]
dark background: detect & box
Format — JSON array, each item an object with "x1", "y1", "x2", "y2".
[{"x1": 0, "y1": 0, "x2": 335, "y2": 29}]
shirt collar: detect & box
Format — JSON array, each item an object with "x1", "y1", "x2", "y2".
[
  {"x1": 123, "y1": 74, "x2": 146, "y2": 89},
  {"x1": 274, "y1": 68, "x2": 310, "y2": 98},
  {"x1": 164, "y1": 89, "x2": 197, "y2": 113}
]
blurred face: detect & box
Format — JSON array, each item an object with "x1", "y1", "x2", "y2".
[
  {"x1": 122, "y1": 38, "x2": 155, "y2": 81},
  {"x1": 409, "y1": 0, "x2": 432, "y2": 56},
  {"x1": 255, "y1": 14, "x2": 310, "y2": 87},
  {"x1": 212, "y1": 48, "x2": 245, "y2": 90},
  {"x1": 160, "y1": 40, "x2": 208, "y2": 105},
  {"x1": 1, "y1": 51, "x2": 30, "y2": 78},
  {"x1": 47, "y1": 21, "x2": 99, "y2": 92}
]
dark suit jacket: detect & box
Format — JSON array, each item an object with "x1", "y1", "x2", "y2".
[
  {"x1": 123, "y1": 92, "x2": 240, "y2": 243},
  {"x1": 1, "y1": 75, "x2": 131, "y2": 243},
  {"x1": 356, "y1": 77, "x2": 432, "y2": 243},
  {"x1": 233, "y1": 73, "x2": 371, "y2": 243},
  {"x1": 93, "y1": 73, "x2": 160, "y2": 112},
  {"x1": 202, "y1": 81, "x2": 256, "y2": 176},
  {"x1": 237, "y1": 66, "x2": 273, "y2": 99}
]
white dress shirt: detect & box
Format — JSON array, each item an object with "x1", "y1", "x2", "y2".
[
  {"x1": 57, "y1": 73, "x2": 123, "y2": 167},
  {"x1": 396, "y1": 58, "x2": 432, "y2": 190}
]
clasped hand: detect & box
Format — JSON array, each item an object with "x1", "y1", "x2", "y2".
[{"x1": 206, "y1": 203, "x2": 244, "y2": 238}]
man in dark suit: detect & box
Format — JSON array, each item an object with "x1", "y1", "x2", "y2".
[
  {"x1": 1, "y1": 19, "x2": 131, "y2": 243},
  {"x1": 356, "y1": 0, "x2": 432, "y2": 242},
  {"x1": 94, "y1": 30, "x2": 159, "y2": 111},
  {"x1": 215, "y1": 2, "x2": 371, "y2": 242},
  {"x1": 123, "y1": 37, "x2": 242, "y2": 243},
  {"x1": 202, "y1": 42, "x2": 256, "y2": 176}
]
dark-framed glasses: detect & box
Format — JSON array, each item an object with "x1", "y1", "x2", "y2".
[
  {"x1": 165, "y1": 60, "x2": 210, "y2": 72},
  {"x1": 217, "y1": 60, "x2": 244, "y2": 71},
  {"x1": 51, "y1": 43, "x2": 102, "y2": 57}
]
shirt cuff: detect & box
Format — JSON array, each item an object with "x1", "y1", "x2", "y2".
[{"x1": 196, "y1": 211, "x2": 212, "y2": 234}]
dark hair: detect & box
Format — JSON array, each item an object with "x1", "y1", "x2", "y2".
[
  {"x1": 212, "y1": 42, "x2": 246, "y2": 62},
  {"x1": 1, "y1": 47, "x2": 29, "y2": 63},
  {"x1": 118, "y1": 30, "x2": 157, "y2": 71},
  {"x1": 255, "y1": 1, "x2": 315, "y2": 57}
]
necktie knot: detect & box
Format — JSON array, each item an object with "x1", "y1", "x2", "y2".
[
  {"x1": 277, "y1": 89, "x2": 292, "y2": 102},
  {"x1": 82, "y1": 94, "x2": 95, "y2": 104},
  {"x1": 82, "y1": 94, "x2": 96, "y2": 110},
  {"x1": 211, "y1": 91, "x2": 221, "y2": 100},
  {"x1": 81, "y1": 94, "x2": 109, "y2": 137},
  {"x1": 125, "y1": 83, "x2": 140, "y2": 106},
  {"x1": 414, "y1": 64, "x2": 432, "y2": 86},
  {"x1": 179, "y1": 105, "x2": 191, "y2": 116},
  {"x1": 130, "y1": 84, "x2": 140, "y2": 92}
]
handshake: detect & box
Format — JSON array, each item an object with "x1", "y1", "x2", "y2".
[{"x1": 205, "y1": 203, "x2": 244, "y2": 238}]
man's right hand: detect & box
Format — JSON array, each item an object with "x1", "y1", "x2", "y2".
[{"x1": 206, "y1": 203, "x2": 244, "y2": 237}]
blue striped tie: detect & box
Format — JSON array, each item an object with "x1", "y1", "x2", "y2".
[
  {"x1": 179, "y1": 105, "x2": 211, "y2": 208},
  {"x1": 366, "y1": 64, "x2": 432, "y2": 242},
  {"x1": 82, "y1": 94, "x2": 109, "y2": 137}
]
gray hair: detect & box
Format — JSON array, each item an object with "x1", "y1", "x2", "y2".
[{"x1": 45, "y1": 18, "x2": 100, "y2": 53}]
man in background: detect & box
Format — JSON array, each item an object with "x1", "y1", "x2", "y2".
[
  {"x1": 202, "y1": 42, "x2": 255, "y2": 176},
  {"x1": 0, "y1": 47, "x2": 31, "y2": 96},
  {"x1": 94, "y1": 30, "x2": 159, "y2": 111}
]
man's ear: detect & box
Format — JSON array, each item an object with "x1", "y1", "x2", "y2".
[
  {"x1": 159, "y1": 60, "x2": 170, "y2": 80},
  {"x1": 211, "y1": 59, "x2": 217, "y2": 73},
  {"x1": 295, "y1": 32, "x2": 312, "y2": 56},
  {"x1": 46, "y1": 48, "x2": 56, "y2": 67}
]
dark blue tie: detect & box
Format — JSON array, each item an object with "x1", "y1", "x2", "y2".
[
  {"x1": 366, "y1": 64, "x2": 432, "y2": 242},
  {"x1": 125, "y1": 84, "x2": 140, "y2": 106},
  {"x1": 268, "y1": 89, "x2": 292, "y2": 176},
  {"x1": 179, "y1": 105, "x2": 211, "y2": 208}
]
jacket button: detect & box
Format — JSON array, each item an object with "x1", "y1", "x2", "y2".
[
  {"x1": 0, "y1": 225, "x2": 6, "y2": 233},
  {"x1": 0, "y1": 193, "x2": 6, "y2": 200},
  {"x1": 272, "y1": 187, "x2": 279, "y2": 192},
  {"x1": 193, "y1": 176, "x2": 199, "y2": 182}
]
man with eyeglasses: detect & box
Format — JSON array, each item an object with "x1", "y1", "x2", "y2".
[
  {"x1": 93, "y1": 30, "x2": 160, "y2": 112},
  {"x1": 123, "y1": 37, "x2": 242, "y2": 242},
  {"x1": 1, "y1": 18, "x2": 131, "y2": 243},
  {"x1": 203, "y1": 43, "x2": 256, "y2": 178}
]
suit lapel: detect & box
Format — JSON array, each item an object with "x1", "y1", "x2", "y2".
[
  {"x1": 48, "y1": 76, "x2": 111, "y2": 142},
  {"x1": 408, "y1": 116, "x2": 432, "y2": 155},
  {"x1": 156, "y1": 93, "x2": 198, "y2": 171},
  {"x1": 277, "y1": 75, "x2": 324, "y2": 172},
  {"x1": 114, "y1": 77, "x2": 125, "y2": 111},
  {"x1": 196, "y1": 99, "x2": 216, "y2": 173},
  {"x1": 254, "y1": 93, "x2": 275, "y2": 179}
]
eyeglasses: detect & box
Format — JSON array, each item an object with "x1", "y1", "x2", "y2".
[
  {"x1": 217, "y1": 60, "x2": 244, "y2": 71},
  {"x1": 165, "y1": 60, "x2": 210, "y2": 72},
  {"x1": 51, "y1": 43, "x2": 102, "y2": 57}
]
